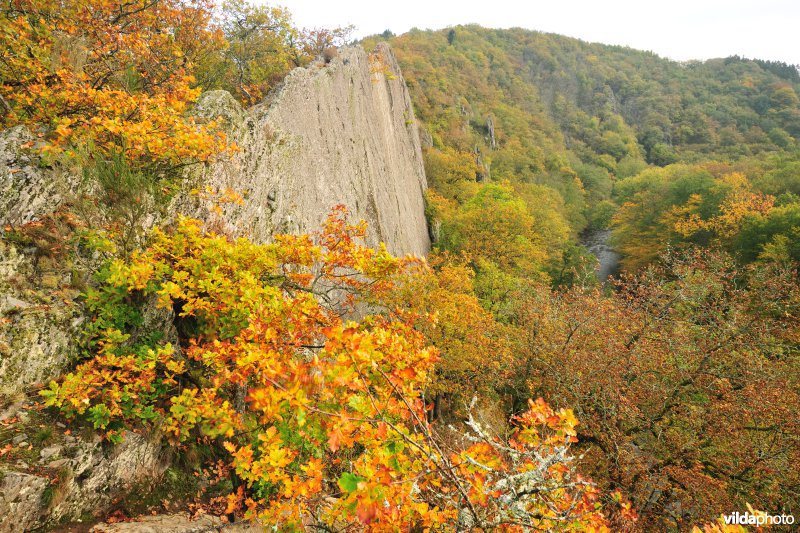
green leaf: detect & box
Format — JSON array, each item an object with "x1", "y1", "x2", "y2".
[
  {"x1": 347, "y1": 395, "x2": 369, "y2": 415},
  {"x1": 337, "y1": 472, "x2": 364, "y2": 493},
  {"x1": 88, "y1": 404, "x2": 112, "y2": 429},
  {"x1": 139, "y1": 405, "x2": 158, "y2": 421},
  {"x1": 38, "y1": 381, "x2": 61, "y2": 407},
  {"x1": 107, "y1": 431, "x2": 124, "y2": 445}
]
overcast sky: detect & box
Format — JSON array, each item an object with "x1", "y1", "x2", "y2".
[{"x1": 269, "y1": 0, "x2": 800, "y2": 65}]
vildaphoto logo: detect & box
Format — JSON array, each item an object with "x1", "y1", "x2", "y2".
[{"x1": 723, "y1": 511, "x2": 795, "y2": 526}]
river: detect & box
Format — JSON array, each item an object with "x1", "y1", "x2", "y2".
[{"x1": 581, "y1": 228, "x2": 621, "y2": 283}]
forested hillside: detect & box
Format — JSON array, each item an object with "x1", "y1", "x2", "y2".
[
  {"x1": 366, "y1": 26, "x2": 800, "y2": 271},
  {"x1": 364, "y1": 25, "x2": 800, "y2": 531},
  {"x1": 1, "y1": 3, "x2": 798, "y2": 532}
]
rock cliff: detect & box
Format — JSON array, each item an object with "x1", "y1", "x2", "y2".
[
  {"x1": 0, "y1": 43, "x2": 429, "y2": 531},
  {"x1": 189, "y1": 42, "x2": 430, "y2": 257}
]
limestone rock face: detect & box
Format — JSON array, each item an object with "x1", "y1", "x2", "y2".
[
  {"x1": 90, "y1": 513, "x2": 263, "y2": 532},
  {"x1": 0, "y1": 472, "x2": 49, "y2": 531},
  {"x1": 189, "y1": 43, "x2": 430, "y2": 257},
  {"x1": 0, "y1": 239, "x2": 82, "y2": 394},
  {"x1": 90, "y1": 514, "x2": 226, "y2": 533},
  {"x1": 0, "y1": 431, "x2": 166, "y2": 532},
  {"x1": 0, "y1": 127, "x2": 75, "y2": 227}
]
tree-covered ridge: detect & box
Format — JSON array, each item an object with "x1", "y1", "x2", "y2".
[
  {"x1": 385, "y1": 25, "x2": 800, "y2": 166},
  {"x1": 364, "y1": 25, "x2": 800, "y2": 531},
  {"x1": 366, "y1": 25, "x2": 800, "y2": 273}
]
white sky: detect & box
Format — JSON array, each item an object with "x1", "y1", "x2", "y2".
[{"x1": 268, "y1": 0, "x2": 800, "y2": 65}]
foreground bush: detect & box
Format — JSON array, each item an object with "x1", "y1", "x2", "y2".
[{"x1": 42, "y1": 208, "x2": 621, "y2": 530}]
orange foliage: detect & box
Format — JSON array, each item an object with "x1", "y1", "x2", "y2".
[
  {"x1": 382, "y1": 255, "x2": 517, "y2": 405},
  {"x1": 0, "y1": 0, "x2": 227, "y2": 168},
  {"x1": 42, "y1": 207, "x2": 620, "y2": 530},
  {"x1": 514, "y1": 250, "x2": 800, "y2": 530}
]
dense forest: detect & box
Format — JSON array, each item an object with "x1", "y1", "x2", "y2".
[
  {"x1": 370, "y1": 25, "x2": 800, "y2": 530},
  {"x1": 366, "y1": 25, "x2": 800, "y2": 270},
  {"x1": 1, "y1": 2, "x2": 798, "y2": 531}
]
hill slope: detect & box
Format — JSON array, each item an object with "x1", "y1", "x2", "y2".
[
  {"x1": 365, "y1": 25, "x2": 800, "y2": 274},
  {"x1": 361, "y1": 27, "x2": 800, "y2": 530}
]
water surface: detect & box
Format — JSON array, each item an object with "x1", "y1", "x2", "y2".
[{"x1": 581, "y1": 228, "x2": 620, "y2": 283}]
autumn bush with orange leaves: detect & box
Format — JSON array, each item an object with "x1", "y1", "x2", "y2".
[
  {"x1": 0, "y1": 0, "x2": 356, "y2": 170},
  {"x1": 0, "y1": 0, "x2": 228, "y2": 171},
  {"x1": 41, "y1": 207, "x2": 623, "y2": 530}
]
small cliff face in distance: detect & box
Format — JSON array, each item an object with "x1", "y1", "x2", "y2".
[{"x1": 192, "y1": 42, "x2": 431, "y2": 257}]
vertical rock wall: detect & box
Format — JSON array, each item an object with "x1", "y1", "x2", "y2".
[{"x1": 191, "y1": 43, "x2": 430, "y2": 257}]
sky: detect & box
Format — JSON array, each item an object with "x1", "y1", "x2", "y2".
[{"x1": 269, "y1": 0, "x2": 800, "y2": 65}]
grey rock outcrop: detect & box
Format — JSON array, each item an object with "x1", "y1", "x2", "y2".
[
  {"x1": 0, "y1": 471, "x2": 50, "y2": 530},
  {"x1": 0, "y1": 239, "x2": 83, "y2": 394},
  {"x1": 90, "y1": 513, "x2": 263, "y2": 532},
  {"x1": 188, "y1": 43, "x2": 430, "y2": 257},
  {"x1": 0, "y1": 431, "x2": 166, "y2": 532},
  {"x1": 0, "y1": 126, "x2": 76, "y2": 227},
  {"x1": 90, "y1": 514, "x2": 227, "y2": 533}
]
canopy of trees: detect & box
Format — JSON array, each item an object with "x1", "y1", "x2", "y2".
[{"x1": 364, "y1": 25, "x2": 800, "y2": 531}]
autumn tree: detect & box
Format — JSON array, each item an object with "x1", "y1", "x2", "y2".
[
  {"x1": 423, "y1": 147, "x2": 481, "y2": 202},
  {"x1": 379, "y1": 254, "x2": 519, "y2": 418},
  {"x1": 612, "y1": 161, "x2": 800, "y2": 270},
  {"x1": 191, "y1": 2, "x2": 354, "y2": 106},
  {"x1": 510, "y1": 248, "x2": 800, "y2": 530},
  {"x1": 432, "y1": 182, "x2": 570, "y2": 280},
  {"x1": 0, "y1": 0, "x2": 227, "y2": 171},
  {"x1": 42, "y1": 208, "x2": 621, "y2": 530},
  {"x1": 194, "y1": 0, "x2": 300, "y2": 106},
  {"x1": 300, "y1": 25, "x2": 355, "y2": 59}
]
